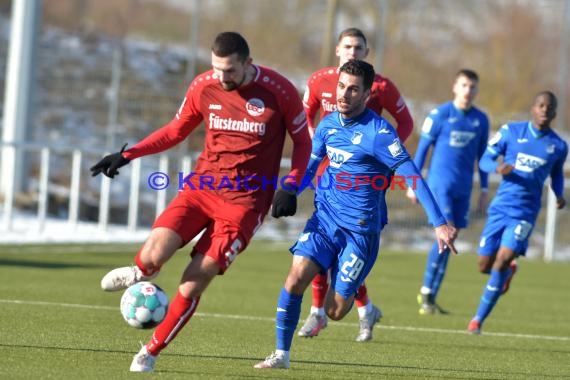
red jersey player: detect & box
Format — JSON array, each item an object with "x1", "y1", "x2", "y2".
[
  {"x1": 91, "y1": 32, "x2": 311, "y2": 373},
  {"x1": 298, "y1": 27, "x2": 414, "y2": 342}
]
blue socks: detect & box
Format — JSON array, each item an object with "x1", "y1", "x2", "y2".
[
  {"x1": 422, "y1": 242, "x2": 440, "y2": 290},
  {"x1": 276, "y1": 288, "x2": 303, "y2": 351},
  {"x1": 422, "y1": 242, "x2": 450, "y2": 299},
  {"x1": 474, "y1": 269, "x2": 509, "y2": 323},
  {"x1": 431, "y1": 248, "x2": 450, "y2": 297}
]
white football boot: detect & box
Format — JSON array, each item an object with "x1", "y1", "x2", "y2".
[
  {"x1": 297, "y1": 313, "x2": 328, "y2": 337},
  {"x1": 355, "y1": 304, "x2": 382, "y2": 342},
  {"x1": 254, "y1": 351, "x2": 290, "y2": 369},
  {"x1": 100, "y1": 265, "x2": 157, "y2": 291},
  {"x1": 130, "y1": 345, "x2": 156, "y2": 372}
]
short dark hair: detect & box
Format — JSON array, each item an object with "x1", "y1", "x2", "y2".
[
  {"x1": 455, "y1": 68, "x2": 479, "y2": 82},
  {"x1": 337, "y1": 27, "x2": 367, "y2": 46},
  {"x1": 211, "y1": 32, "x2": 250, "y2": 62},
  {"x1": 339, "y1": 59, "x2": 375, "y2": 90},
  {"x1": 534, "y1": 90, "x2": 557, "y2": 107}
]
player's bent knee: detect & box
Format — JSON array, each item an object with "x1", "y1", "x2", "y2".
[
  {"x1": 324, "y1": 303, "x2": 351, "y2": 321},
  {"x1": 284, "y1": 259, "x2": 319, "y2": 294},
  {"x1": 284, "y1": 275, "x2": 310, "y2": 295},
  {"x1": 478, "y1": 263, "x2": 491, "y2": 274},
  {"x1": 477, "y1": 256, "x2": 493, "y2": 273},
  {"x1": 325, "y1": 308, "x2": 348, "y2": 321},
  {"x1": 142, "y1": 228, "x2": 183, "y2": 263}
]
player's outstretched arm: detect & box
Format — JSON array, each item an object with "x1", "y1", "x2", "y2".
[
  {"x1": 396, "y1": 159, "x2": 458, "y2": 255},
  {"x1": 90, "y1": 143, "x2": 131, "y2": 179},
  {"x1": 406, "y1": 136, "x2": 433, "y2": 205}
]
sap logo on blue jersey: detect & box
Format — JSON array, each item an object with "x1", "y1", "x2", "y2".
[
  {"x1": 327, "y1": 146, "x2": 354, "y2": 168},
  {"x1": 449, "y1": 131, "x2": 476, "y2": 148},
  {"x1": 515, "y1": 152, "x2": 546, "y2": 173}
]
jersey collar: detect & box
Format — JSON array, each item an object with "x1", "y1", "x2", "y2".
[
  {"x1": 338, "y1": 109, "x2": 368, "y2": 128},
  {"x1": 527, "y1": 121, "x2": 550, "y2": 139}
]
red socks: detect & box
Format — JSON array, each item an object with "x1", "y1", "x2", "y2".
[
  {"x1": 146, "y1": 291, "x2": 200, "y2": 355},
  {"x1": 312, "y1": 274, "x2": 370, "y2": 308},
  {"x1": 355, "y1": 283, "x2": 369, "y2": 308},
  {"x1": 311, "y1": 273, "x2": 328, "y2": 308}
]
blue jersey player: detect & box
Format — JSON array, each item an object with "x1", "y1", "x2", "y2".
[
  {"x1": 406, "y1": 69, "x2": 490, "y2": 315},
  {"x1": 254, "y1": 60, "x2": 457, "y2": 369},
  {"x1": 468, "y1": 91, "x2": 567, "y2": 334}
]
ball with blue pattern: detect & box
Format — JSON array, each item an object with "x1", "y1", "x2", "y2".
[{"x1": 120, "y1": 281, "x2": 169, "y2": 329}]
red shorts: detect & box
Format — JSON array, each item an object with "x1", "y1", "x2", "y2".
[{"x1": 153, "y1": 190, "x2": 264, "y2": 274}]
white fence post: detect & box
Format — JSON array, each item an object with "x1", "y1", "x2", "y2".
[
  {"x1": 155, "y1": 155, "x2": 169, "y2": 218},
  {"x1": 98, "y1": 175, "x2": 111, "y2": 232},
  {"x1": 37, "y1": 147, "x2": 50, "y2": 232},
  {"x1": 543, "y1": 188, "x2": 557, "y2": 262},
  {"x1": 181, "y1": 155, "x2": 192, "y2": 176},
  {"x1": 128, "y1": 159, "x2": 141, "y2": 232},
  {"x1": 1, "y1": 144, "x2": 15, "y2": 232},
  {"x1": 68, "y1": 150, "x2": 82, "y2": 229}
]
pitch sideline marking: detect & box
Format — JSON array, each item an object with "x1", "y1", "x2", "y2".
[{"x1": 1, "y1": 298, "x2": 568, "y2": 342}]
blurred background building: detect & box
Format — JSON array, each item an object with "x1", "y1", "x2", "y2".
[{"x1": 0, "y1": 0, "x2": 569, "y2": 260}]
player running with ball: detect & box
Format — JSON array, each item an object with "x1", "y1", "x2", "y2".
[{"x1": 91, "y1": 32, "x2": 311, "y2": 373}]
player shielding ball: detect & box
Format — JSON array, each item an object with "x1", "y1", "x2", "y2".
[{"x1": 91, "y1": 31, "x2": 311, "y2": 372}]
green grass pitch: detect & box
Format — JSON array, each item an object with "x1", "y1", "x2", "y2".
[{"x1": 0, "y1": 241, "x2": 569, "y2": 379}]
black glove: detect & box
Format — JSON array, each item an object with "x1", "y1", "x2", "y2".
[
  {"x1": 90, "y1": 143, "x2": 131, "y2": 178},
  {"x1": 271, "y1": 188, "x2": 297, "y2": 218}
]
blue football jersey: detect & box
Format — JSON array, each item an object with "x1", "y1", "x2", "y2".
[
  {"x1": 482, "y1": 121, "x2": 568, "y2": 221},
  {"x1": 417, "y1": 102, "x2": 489, "y2": 194},
  {"x1": 306, "y1": 109, "x2": 445, "y2": 233}
]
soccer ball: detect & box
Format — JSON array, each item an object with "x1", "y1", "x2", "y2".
[{"x1": 120, "y1": 281, "x2": 169, "y2": 329}]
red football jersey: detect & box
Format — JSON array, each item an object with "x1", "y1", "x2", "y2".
[
  {"x1": 124, "y1": 65, "x2": 311, "y2": 213},
  {"x1": 303, "y1": 67, "x2": 413, "y2": 142}
]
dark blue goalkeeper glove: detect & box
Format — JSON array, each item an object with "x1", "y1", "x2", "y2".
[
  {"x1": 271, "y1": 188, "x2": 297, "y2": 218},
  {"x1": 90, "y1": 143, "x2": 131, "y2": 178}
]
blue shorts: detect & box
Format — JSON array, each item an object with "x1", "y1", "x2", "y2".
[
  {"x1": 478, "y1": 212, "x2": 534, "y2": 257},
  {"x1": 290, "y1": 211, "x2": 380, "y2": 300},
  {"x1": 430, "y1": 186, "x2": 470, "y2": 229}
]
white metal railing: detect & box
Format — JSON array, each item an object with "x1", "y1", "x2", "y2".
[
  {"x1": 0, "y1": 141, "x2": 194, "y2": 239},
  {"x1": 1, "y1": 141, "x2": 568, "y2": 262}
]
